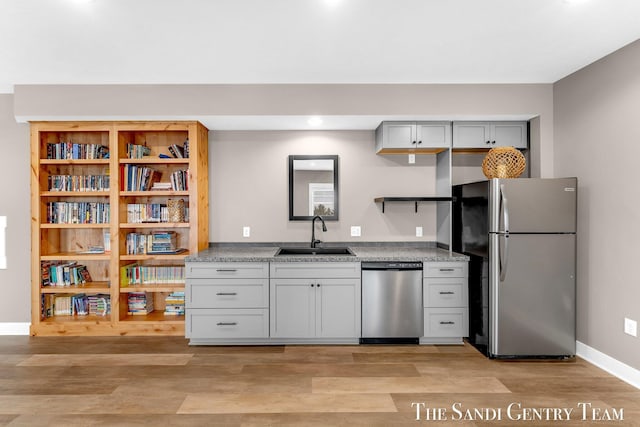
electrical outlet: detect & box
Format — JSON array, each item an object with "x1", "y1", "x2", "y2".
[
  {"x1": 416, "y1": 226, "x2": 423, "y2": 237},
  {"x1": 408, "y1": 154, "x2": 416, "y2": 164},
  {"x1": 624, "y1": 318, "x2": 637, "y2": 337},
  {"x1": 242, "y1": 226, "x2": 251, "y2": 238},
  {"x1": 351, "y1": 226, "x2": 361, "y2": 237}
]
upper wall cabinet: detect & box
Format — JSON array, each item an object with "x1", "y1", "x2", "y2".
[
  {"x1": 375, "y1": 121, "x2": 451, "y2": 154},
  {"x1": 452, "y1": 121, "x2": 528, "y2": 150}
]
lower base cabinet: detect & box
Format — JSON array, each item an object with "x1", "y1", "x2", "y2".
[
  {"x1": 270, "y1": 263, "x2": 361, "y2": 342},
  {"x1": 270, "y1": 278, "x2": 360, "y2": 339},
  {"x1": 421, "y1": 262, "x2": 469, "y2": 344},
  {"x1": 185, "y1": 262, "x2": 270, "y2": 344},
  {"x1": 186, "y1": 259, "x2": 469, "y2": 345}
]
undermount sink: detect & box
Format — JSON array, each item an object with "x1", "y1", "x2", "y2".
[{"x1": 275, "y1": 246, "x2": 355, "y2": 256}]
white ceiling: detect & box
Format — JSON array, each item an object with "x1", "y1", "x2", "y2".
[{"x1": 2, "y1": 0, "x2": 640, "y2": 128}]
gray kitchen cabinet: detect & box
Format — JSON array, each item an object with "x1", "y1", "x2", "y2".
[
  {"x1": 185, "y1": 262, "x2": 270, "y2": 344},
  {"x1": 270, "y1": 262, "x2": 361, "y2": 343},
  {"x1": 375, "y1": 121, "x2": 451, "y2": 153},
  {"x1": 421, "y1": 261, "x2": 469, "y2": 344},
  {"x1": 452, "y1": 121, "x2": 527, "y2": 149}
]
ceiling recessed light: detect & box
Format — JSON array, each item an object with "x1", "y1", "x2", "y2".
[{"x1": 308, "y1": 117, "x2": 323, "y2": 127}]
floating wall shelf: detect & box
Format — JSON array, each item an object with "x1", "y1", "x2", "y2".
[{"x1": 374, "y1": 197, "x2": 453, "y2": 213}]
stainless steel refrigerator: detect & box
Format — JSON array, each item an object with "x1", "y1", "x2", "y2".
[{"x1": 452, "y1": 178, "x2": 577, "y2": 358}]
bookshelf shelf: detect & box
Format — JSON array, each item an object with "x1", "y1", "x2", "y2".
[
  {"x1": 41, "y1": 223, "x2": 110, "y2": 229},
  {"x1": 40, "y1": 315, "x2": 112, "y2": 324},
  {"x1": 119, "y1": 252, "x2": 190, "y2": 261},
  {"x1": 40, "y1": 159, "x2": 110, "y2": 165},
  {"x1": 31, "y1": 121, "x2": 208, "y2": 336},
  {"x1": 41, "y1": 253, "x2": 111, "y2": 261},
  {"x1": 120, "y1": 191, "x2": 189, "y2": 197},
  {"x1": 119, "y1": 222, "x2": 190, "y2": 229},
  {"x1": 41, "y1": 282, "x2": 111, "y2": 294},
  {"x1": 120, "y1": 285, "x2": 185, "y2": 293},
  {"x1": 120, "y1": 158, "x2": 190, "y2": 165},
  {"x1": 40, "y1": 191, "x2": 110, "y2": 197},
  {"x1": 120, "y1": 312, "x2": 185, "y2": 323}
]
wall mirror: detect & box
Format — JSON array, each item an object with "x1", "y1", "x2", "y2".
[{"x1": 289, "y1": 155, "x2": 339, "y2": 221}]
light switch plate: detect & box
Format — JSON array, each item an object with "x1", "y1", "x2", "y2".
[
  {"x1": 624, "y1": 318, "x2": 637, "y2": 337},
  {"x1": 416, "y1": 226, "x2": 423, "y2": 237},
  {"x1": 242, "y1": 226, "x2": 251, "y2": 238},
  {"x1": 351, "y1": 226, "x2": 361, "y2": 237},
  {"x1": 0, "y1": 216, "x2": 5, "y2": 269}
]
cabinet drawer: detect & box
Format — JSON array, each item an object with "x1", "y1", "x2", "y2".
[
  {"x1": 424, "y1": 262, "x2": 468, "y2": 278},
  {"x1": 423, "y1": 308, "x2": 469, "y2": 338},
  {"x1": 424, "y1": 278, "x2": 467, "y2": 308},
  {"x1": 270, "y1": 262, "x2": 360, "y2": 279},
  {"x1": 186, "y1": 278, "x2": 269, "y2": 308},
  {"x1": 186, "y1": 308, "x2": 269, "y2": 339},
  {"x1": 186, "y1": 262, "x2": 269, "y2": 279}
]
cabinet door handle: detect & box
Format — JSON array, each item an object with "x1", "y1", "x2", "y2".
[
  {"x1": 317, "y1": 283, "x2": 321, "y2": 287},
  {"x1": 216, "y1": 322, "x2": 237, "y2": 326},
  {"x1": 486, "y1": 140, "x2": 491, "y2": 144},
  {"x1": 439, "y1": 268, "x2": 455, "y2": 272},
  {"x1": 412, "y1": 140, "x2": 417, "y2": 145},
  {"x1": 440, "y1": 321, "x2": 455, "y2": 325},
  {"x1": 439, "y1": 291, "x2": 455, "y2": 295},
  {"x1": 216, "y1": 292, "x2": 237, "y2": 296},
  {"x1": 310, "y1": 284, "x2": 315, "y2": 287},
  {"x1": 417, "y1": 140, "x2": 422, "y2": 145},
  {"x1": 216, "y1": 269, "x2": 237, "y2": 272},
  {"x1": 491, "y1": 140, "x2": 496, "y2": 144}
]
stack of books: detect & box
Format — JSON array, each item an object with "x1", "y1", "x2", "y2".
[
  {"x1": 167, "y1": 139, "x2": 189, "y2": 158},
  {"x1": 120, "y1": 165, "x2": 161, "y2": 191},
  {"x1": 170, "y1": 170, "x2": 188, "y2": 191},
  {"x1": 88, "y1": 294, "x2": 111, "y2": 316},
  {"x1": 127, "y1": 292, "x2": 154, "y2": 315},
  {"x1": 148, "y1": 231, "x2": 184, "y2": 254},
  {"x1": 120, "y1": 264, "x2": 185, "y2": 286},
  {"x1": 41, "y1": 261, "x2": 92, "y2": 286},
  {"x1": 126, "y1": 143, "x2": 151, "y2": 159},
  {"x1": 164, "y1": 292, "x2": 185, "y2": 316}
]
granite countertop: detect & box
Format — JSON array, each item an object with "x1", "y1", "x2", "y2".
[{"x1": 186, "y1": 244, "x2": 468, "y2": 263}]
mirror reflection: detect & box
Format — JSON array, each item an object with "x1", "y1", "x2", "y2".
[{"x1": 289, "y1": 155, "x2": 339, "y2": 221}]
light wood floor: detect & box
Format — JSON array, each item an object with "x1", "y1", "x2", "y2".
[{"x1": 0, "y1": 336, "x2": 637, "y2": 426}]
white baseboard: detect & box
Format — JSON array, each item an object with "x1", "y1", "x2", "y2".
[
  {"x1": 576, "y1": 341, "x2": 640, "y2": 390},
  {"x1": 0, "y1": 323, "x2": 30, "y2": 335}
]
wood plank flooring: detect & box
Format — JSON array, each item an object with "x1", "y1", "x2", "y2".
[{"x1": 0, "y1": 336, "x2": 637, "y2": 426}]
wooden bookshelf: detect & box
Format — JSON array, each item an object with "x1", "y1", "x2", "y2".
[{"x1": 31, "y1": 121, "x2": 209, "y2": 336}]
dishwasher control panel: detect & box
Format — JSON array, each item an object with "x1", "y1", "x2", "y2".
[{"x1": 362, "y1": 262, "x2": 423, "y2": 270}]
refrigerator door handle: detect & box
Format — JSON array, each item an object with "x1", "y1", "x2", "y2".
[
  {"x1": 499, "y1": 234, "x2": 509, "y2": 282},
  {"x1": 500, "y1": 184, "x2": 510, "y2": 233}
]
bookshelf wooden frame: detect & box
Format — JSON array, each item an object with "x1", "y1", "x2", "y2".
[{"x1": 31, "y1": 121, "x2": 209, "y2": 336}]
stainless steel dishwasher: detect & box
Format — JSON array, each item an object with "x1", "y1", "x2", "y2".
[{"x1": 360, "y1": 261, "x2": 423, "y2": 344}]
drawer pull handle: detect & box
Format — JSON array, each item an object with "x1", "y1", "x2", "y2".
[
  {"x1": 216, "y1": 269, "x2": 237, "y2": 272},
  {"x1": 216, "y1": 292, "x2": 237, "y2": 296},
  {"x1": 439, "y1": 291, "x2": 455, "y2": 295},
  {"x1": 216, "y1": 322, "x2": 237, "y2": 326},
  {"x1": 440, "y1": 321, "x2": 455, "y2": 325},
  {"x1": 439, "y1": 268, "x2": 455, "y2": 272}
]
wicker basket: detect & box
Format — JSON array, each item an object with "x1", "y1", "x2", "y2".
[
  {"x1": 482, "y1": 147, "x2": 526, "y2": 179},
  {"x1": 167, "y1": 198, "x2": 186, "y2": 223}
]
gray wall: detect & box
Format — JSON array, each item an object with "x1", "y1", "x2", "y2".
[
  {"x1": 210, "y1": 130, "x2": 439, "y2": 242},
  {"x1": 0, "y1": 94, "x2": 30, "y2": 322},
  {"x1": 554, "y1": 39, "x2": 640, "y2": 370}
]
